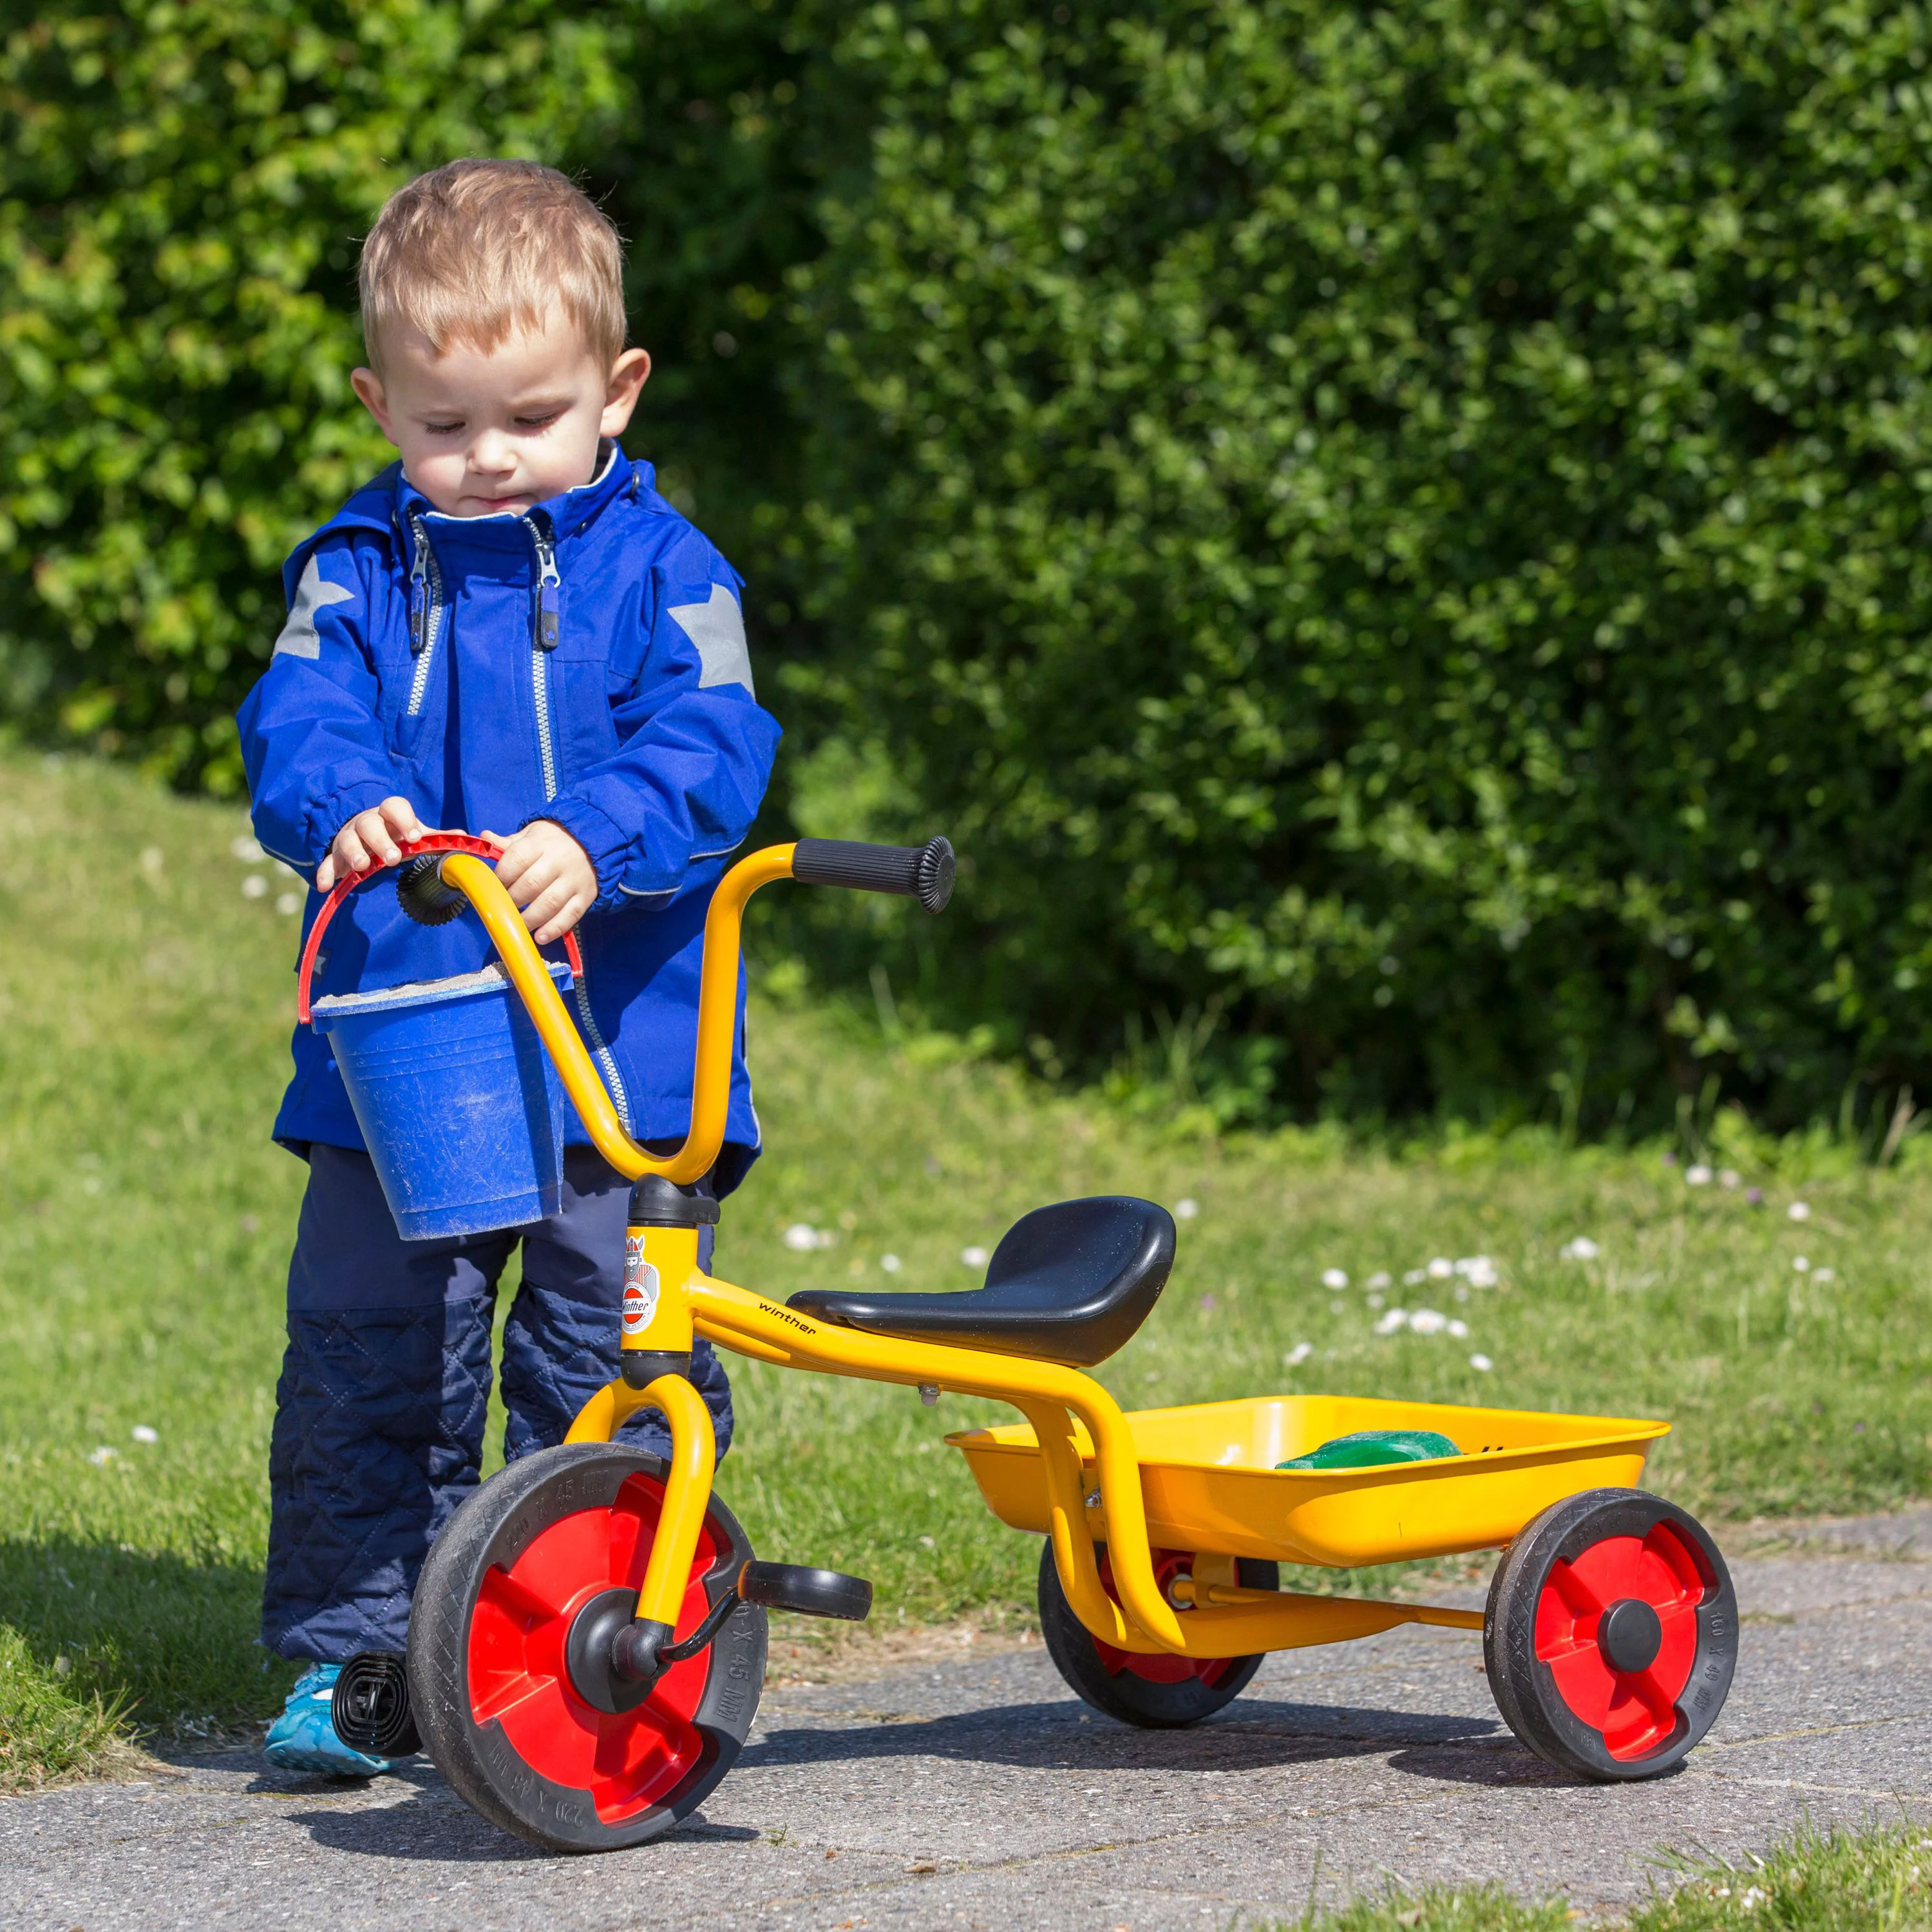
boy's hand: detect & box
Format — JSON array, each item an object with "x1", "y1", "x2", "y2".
[
  {"x1": 317, "y1": 796, "x2": 428, "y2": 890},
  {"x1": 493, "y1": 820, "x2": 598, "y2": 944}
]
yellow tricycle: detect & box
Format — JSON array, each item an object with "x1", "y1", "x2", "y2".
[{"x1": 309, "y1": 833, "x2": 1736, "y2": 1852}]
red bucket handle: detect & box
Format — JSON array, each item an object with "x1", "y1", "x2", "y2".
[{"x1": 296, "y1": 831, "x2": 585, "y2": 1025}]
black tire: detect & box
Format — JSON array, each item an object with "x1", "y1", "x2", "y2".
[
  {"x1": 1036, "y1": 1540, "x2": 1274, "y2": 1728},
  {"x1": 1485, "y1": 1487, "x2": 1736, "y2": 1781},
  {"x1": 407, "y1": 1442, "x2": 766, "y2": 1852}
]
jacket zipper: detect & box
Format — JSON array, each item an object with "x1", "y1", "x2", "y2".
[
  {"x1": 526, "y1": 514, "x2": 562, "y2": 799},
  {"x1": 520, "y1": 511, "x2": 634, "y2": 1132},
  {"x1": 405, "y1": 515, "x2": 444, "y2": 716}
]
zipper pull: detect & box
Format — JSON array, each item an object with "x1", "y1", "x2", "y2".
[
  {"x1": 408, "y1": 516, "x2": 430, "y2": 656},
  {"x1": 529, "y1": 517, "x2": 561, "y2": 651}
]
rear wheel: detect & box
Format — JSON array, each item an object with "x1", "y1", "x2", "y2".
[
  {"x1": 407, "y1": 1442, "x2": 766, "y2": 1852},
  {"x1": 1485, "y1": 1488, "x2": 1736, "y2": 1781},
  {"x1": 1036, "y1": 1540, "x2": 1275, "y2": 1728}
]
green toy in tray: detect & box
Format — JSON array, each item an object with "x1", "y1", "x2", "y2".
[{"x1": 1276, "y1": 1428, "x2": 1461, "y2": 1471}]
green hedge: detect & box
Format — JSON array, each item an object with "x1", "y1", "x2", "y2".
[
  {"x1": 789, "y1": 0, "x2": 1932, "y2": 1129},
  {"x1": 0, "y1": 0, "x2": 840, "y2": 775},
  {"x1": 0, "y1": 0, "x2": 642, "y2": 785},
  {"x1": 9, "y1": 0, "x2": 1932, "y2": 1132}
]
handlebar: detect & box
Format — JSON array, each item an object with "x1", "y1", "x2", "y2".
[
  {"x1": 294, "y1": 833, "x2": 955, "y2": 1188},
  {"x1": 792, "y1": 836, "x2": 954, "y2": 913}
]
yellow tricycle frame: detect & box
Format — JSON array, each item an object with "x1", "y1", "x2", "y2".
[{"x1": 435, "y1": 844, "x2": 1665, "y2": 1665}]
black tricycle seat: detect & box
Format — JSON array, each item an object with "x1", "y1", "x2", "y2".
[{"x1": 788, "y1": 1196, "x2": 1174, "y2": 1367}]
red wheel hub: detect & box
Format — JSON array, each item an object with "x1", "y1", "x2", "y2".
[
  {"x1": 1533, "y1": 1521, "x2": 1707, "y2": 1760},
  {"x1": 467, "y1": 1472, "x2": 717, "y2": 1823},
  {"x1": 1092, "y1": 1549, "x2": 1242, "y2": 1687}
]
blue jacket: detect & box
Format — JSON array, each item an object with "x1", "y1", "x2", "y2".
[{"x1": 238, "y1": 447, "x2": 781, "y2": 1185}]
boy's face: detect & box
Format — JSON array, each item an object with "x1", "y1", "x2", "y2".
[{"x1": 350, "y1": 314, "x2": 650, "y2": 518}]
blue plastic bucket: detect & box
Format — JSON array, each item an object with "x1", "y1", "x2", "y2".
[{"x1": 312, "y1": 960, "x2": 574, "y2": 1240}]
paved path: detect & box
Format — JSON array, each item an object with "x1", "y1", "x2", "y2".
[{"x1": 8, "y1": 1523, "x2": 1932, "y2": 1931}]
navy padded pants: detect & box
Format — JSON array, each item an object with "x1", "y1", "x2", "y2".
[{"x1": 262, "y1": 1144, "x2": 735, "y2": 1662}]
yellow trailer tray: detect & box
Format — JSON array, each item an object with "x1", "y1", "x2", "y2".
[{"x1": 948, "y1": 1392, "x2": 1667, "y2": 1569}]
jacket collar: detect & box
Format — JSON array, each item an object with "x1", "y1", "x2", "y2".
[{"x1": 393, "y1": 439, "x2": 632, "y2": 544}]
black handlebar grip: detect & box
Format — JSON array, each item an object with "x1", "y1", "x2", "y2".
[
  {"x1": 791, "y1": 835, "x2": 955, "y2": 913},
  {"x1": 396, "y1": 854, "x2": 466, "y2": 927}
]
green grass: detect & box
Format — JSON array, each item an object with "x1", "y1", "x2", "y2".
[
  {"x1": 8, "y1": 748, "x2": 1932, "y2": 1788},
  {"x1": 1264, "y1": 1823, "x2": 1932, "y2": 1927},
  {"x1": 1285, "y1": 1882, "x2": 1573, "y2": 1929},
  {"x1": 1632, "y1": 1821, "x2": 1932, "y2": 1929}
]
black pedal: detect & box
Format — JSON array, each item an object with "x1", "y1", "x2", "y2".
[
  {"x1": 738, "y1": 1561, "x2": 873, "y2": 1622},
  {"x1": 331, "y1": 1651, "x2": 422, "y2": 1756}
]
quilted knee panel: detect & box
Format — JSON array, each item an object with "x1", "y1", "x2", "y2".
[{"x1": 500, "y1": 1290, "x2": 734, "y2": 1463}]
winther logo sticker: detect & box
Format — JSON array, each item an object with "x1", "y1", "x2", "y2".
[{"x1": 621, "y1": 1262, "x2": 661, "y2": 1336}]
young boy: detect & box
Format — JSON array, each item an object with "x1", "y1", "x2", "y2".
[{"x1": 237, "y1": 160, "x2": 779, "y2": 1776}]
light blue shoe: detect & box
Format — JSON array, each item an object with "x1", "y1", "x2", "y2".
[{"x1": 263, "y1": 1663, "x2": 393, "y2": 1777}]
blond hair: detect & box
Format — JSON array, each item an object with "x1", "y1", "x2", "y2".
[{"x1": 359, "y1": 160, "x2": 627, "y2": 371}]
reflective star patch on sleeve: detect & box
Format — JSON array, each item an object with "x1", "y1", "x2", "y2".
[
  {"x1": 274, "y1": 554, "x2": 356, "y2": 659},
  {"x1": 668, "y1": 583, "x2": 755, "y2": 696}
]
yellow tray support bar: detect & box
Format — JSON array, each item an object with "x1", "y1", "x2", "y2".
[
  {"x1": 1013, "y1": 1394, "x2": 1483, "y2": 1649},
  {"x1": 676, "y1": 1277, "x2": 1487, "y2": 1658}
]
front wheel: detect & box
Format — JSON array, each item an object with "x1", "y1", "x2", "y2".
[
  {"x1": 1037, "y1": 1540, "x2": 1275, "y2": 1728},
  {"x1": 1485, "y1": 1488, "x2": 1736, "y2": 1781},
  {"x1": 407, "y1": 1442, "x2": 766, "y2": 1852}
]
